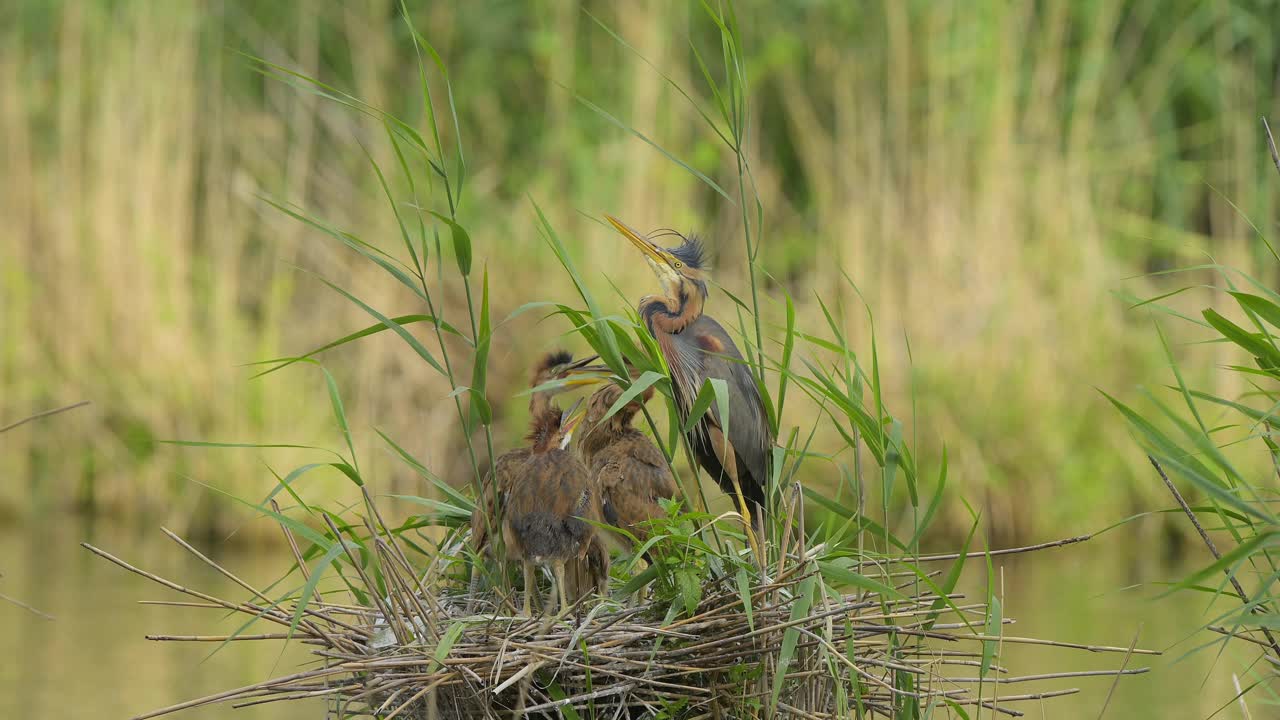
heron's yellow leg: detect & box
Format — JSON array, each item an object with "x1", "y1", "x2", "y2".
[{"x1": 709, "y1": 427, "x2": 763, "y2": 566}]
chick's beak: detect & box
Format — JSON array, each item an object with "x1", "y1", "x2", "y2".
[
  {"x1": 557, "y1": 359, "x2": 613, "y2": 388},
  {"x1": 559, "y1": 398, "x2": 588, "y2": 448},
  {"x1": 538, "y1": 354, "x2": 600, "y2": 387}
]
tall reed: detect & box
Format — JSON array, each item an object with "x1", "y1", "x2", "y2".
[{"x1": 3, "y1": 1, "x2": 1278, "y2": 541}]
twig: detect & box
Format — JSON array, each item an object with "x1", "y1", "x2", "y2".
[
  {"x1": 947, "y1": 668, "x2": 1149, "y2": 684},
  {"x1": 0, "y1": 400, "x2": 90, "y2": 433},
  {"x1": 1096, "y1": 626, "x2": 1140, "y2": 719},
  {"x1": 0, "y1": 591, "x2": 55, "y2": 621},
  {"x1": 521, "y1": 683, "x2": 636, "y2": 713},
  {"x1": 146, "y1": 633, "x2": 291, "y2": 642},
  {"x1": 908, "y1": 534, "x2": 1092, "y2": 563},
  {"x1": 1263, "y1": 117, "x2": 1280, "y2": 178},
  {"x1": 270, "y1": 499, "x2": 310, "y2": 582},
  {"x1": 1148, "y1": 455, "x2": 1280, "y2": 660},
  {"x1": 1233, "y1": 674, "x2": 1253, "y2": 720}
]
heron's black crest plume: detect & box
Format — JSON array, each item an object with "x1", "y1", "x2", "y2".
[{"x1": 668, "y1": 235, "x2": 708, "y2": 270}]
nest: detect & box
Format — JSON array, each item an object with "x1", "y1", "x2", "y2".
[{"x1": 85, "y1": 511, "x2": 1158, "y2": 720}]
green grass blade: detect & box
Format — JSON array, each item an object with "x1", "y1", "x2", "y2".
[
  {"x1": 307, "y1": 272, "x2": 448, "y2": 377},
  {"x1": 600, "y1": 371, "x2": 665, "y2": 424},
  {"x1": 467, "y1": 268, "x2": 492, "y2": 428},
  {"x1": 251, "y1": 315, "x2": 466, "y2": 380},
  {"x1": 290, "y1": 541, "x2": 349, "y2": 638},
  {"x1": 429, "y1": 211, "x2": 472, "y2": 276},
  {"x1": 375, "y1": 428, "x2": 472, "y2": 509},
  {"x1": 1203, "y1": 308, "x2": 1280, "y2": 369},
  {"x1": 569, "y1": 90, "x2": 733, "y2": 203},
  {"x1": 818, "y1": 561, "x2": 907, "y2": 601},
  {"x1": 770, "y1": 572, "x2": 816, "y2": 713}
]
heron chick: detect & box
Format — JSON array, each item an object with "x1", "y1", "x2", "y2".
[
  {"x1": 503, "y1": 401, "x2": 609, "y2": 616},
  {"x1": 470, "y1": 350, "x2": 602, "y2": 560},
  {"x1": 575, "y1": 382, "x2": 678, "y2": 554}
]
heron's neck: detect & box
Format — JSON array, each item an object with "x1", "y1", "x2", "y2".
[
  {"x1": 641, "y1": 280, "x2": 705, "y2": 335},
  {"x1": 526, "y1": 407, "x2": 565, "y2": 452},
  {"x1": 528, "y1": 391, "x2": 550, "y2": 418}
]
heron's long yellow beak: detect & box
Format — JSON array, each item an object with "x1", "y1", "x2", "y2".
[{"x1": 605, "y1": 214, "x2": 669, "y2": 266}]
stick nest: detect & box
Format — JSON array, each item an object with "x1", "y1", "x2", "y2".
[{"x1": 85, "y1": 520, "x2": 1157, "y2": 720}]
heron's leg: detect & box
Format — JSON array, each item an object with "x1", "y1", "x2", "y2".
[
  {"x1": 709, "y1": 427, "x2": 764, "y2": 566},
  {"x1": 466, "y1": 562, "x2": 482, "y2": 613},
  {"x1": 521, "y1": 560, "x2": 536, "y2": 617},
  {"x1": 552, "y1": 559, "x2": 570, "y2": 617}
]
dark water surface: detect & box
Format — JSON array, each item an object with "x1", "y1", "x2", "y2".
[{"x1": 0, "y1": 516, "x2": 1271, "y2": 718}]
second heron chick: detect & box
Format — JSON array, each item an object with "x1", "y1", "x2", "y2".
[
  {"x1": 575, "y1": 383, "x2": 678, "y2": 550},
  {"x1": 503, "y1": 402, "x2": 610, "y2": 616}
]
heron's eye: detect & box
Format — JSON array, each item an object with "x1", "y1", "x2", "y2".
[{"x1": 673, "y1": 261, "x2": 683, "y2": 269}]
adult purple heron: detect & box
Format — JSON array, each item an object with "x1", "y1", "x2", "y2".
[{"x1": 604, "y1": 215, "x2": 774, "y2": 543}]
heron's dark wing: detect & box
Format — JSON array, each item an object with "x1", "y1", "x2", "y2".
[{"x1": 686, "y1": 316, "x2": 774, "y2": 490}]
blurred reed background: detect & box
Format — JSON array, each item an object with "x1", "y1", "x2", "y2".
[{"x1": 3, "y1": 0, "x2": 1279, "y2": 544}]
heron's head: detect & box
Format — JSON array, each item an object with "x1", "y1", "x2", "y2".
[
  {"x1": 527, "y1": 398, "x2": 587, "y2": 452},
  {"x1": 530, "y1": 350, "x2": 607, "y2": 391},
  {"x1": 605, "y1": 215, "x2": 708, "y2": 298}
]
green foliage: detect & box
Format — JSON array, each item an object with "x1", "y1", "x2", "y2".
[
  {"x1": 152, "y1": 5, "x2": 987, "y2": 716},
  {"x1": 1116, "y1": 157, "x2": 1280, "y2": 702},
  {"x1": 6, "y1": 0, "x2": 1280, "y2": 542}
]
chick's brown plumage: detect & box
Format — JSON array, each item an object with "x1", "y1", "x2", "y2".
[
  {"x1": 470, "y1": 350, "x2": 585, "y2": 560},
  {"x1": 502, "y1": 405, "x2": 609, "y2": 614},
  {"x1": 576, "y1": 384, "x2": 678, "y2": 547}
]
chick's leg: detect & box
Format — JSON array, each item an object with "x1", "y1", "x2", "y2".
[
  {"x1": 522, "y1": 560, "x2": 536, "y2": 617},
  {"x1": 552, "y1": 559, "x2": 569, "y2": 617}
]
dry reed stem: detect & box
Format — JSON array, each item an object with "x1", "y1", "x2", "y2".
[{"x1": 0, "y1": 400, "x2": 90, "y2": 434}]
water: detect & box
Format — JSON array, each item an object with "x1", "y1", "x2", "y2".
[
  {"x1": 0, "y1": 517, "x2": 319, "y2": 720},
  {"x1": 0, "y1": 516, "x2": 1271, "y2": 719}
]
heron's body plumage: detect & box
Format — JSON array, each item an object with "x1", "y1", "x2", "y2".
[{"x1": 652, "y1": 313, "x2": 771, "y2": 514}]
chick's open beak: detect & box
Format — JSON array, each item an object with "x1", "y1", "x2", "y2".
[{"x1": 559, "y1": 398, "x2": 588, "y2": 448}]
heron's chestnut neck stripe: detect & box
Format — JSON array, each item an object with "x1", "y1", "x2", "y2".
[{"x1": 641, "y1": 280, "x2": 707, "y2": 335}]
